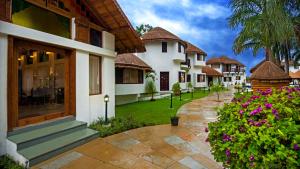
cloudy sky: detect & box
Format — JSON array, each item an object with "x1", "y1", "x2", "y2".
[{"x1": 117, "y1": 0, "x2": 265, "y2": 75}]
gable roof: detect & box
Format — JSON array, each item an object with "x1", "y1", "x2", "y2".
[
  {"x1": 250, "y1": 61, "x2": 290, "y2": 80},
  {"x1": 116, "y1": 53, "x2": 152, "y2": 70},
  {"x1": 251, "y1": 59, "x2": 283, "y2": 73},
  {"x1": 203, "y1": 66, "x2": 223, "y2": 77},
  {"x1": 86, "y1": 0, "x2": 145, "y2": 53},
  {"x1": 141, "y1": 27, "x2": 185, "y2": 45},
  {"x1": 206, "y1": 56, "x2": 245, "y2": 67},
  {"x1": 185, "y1": 42, "x2": 207, "y2": 56}
]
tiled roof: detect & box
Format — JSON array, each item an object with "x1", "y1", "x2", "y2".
[
  {"x1": 206, "y1": 56, "x2": 245, "y2": 67},
  {"x1": 87, "y1": 0, "x2": 145, "y2": 53},
  {"x1": 185, "y1": 42, "x2": 207, "y2": 56},
  {"x1": 116, "y1": 53, "x2": 152, "y2": 70},
  {"x1": 290, "y1": 70, "x2": 300, "y2": 79},
  {"x1": 203, "y1": 66, "x2": 223, "y2": 77},
  {"x1": 141, "y1": 27, "x2": 185, "y2": 44},
  {"x1": 250, "y1": 61, "x2": 290, "y2": 80}
]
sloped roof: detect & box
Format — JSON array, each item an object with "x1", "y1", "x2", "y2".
[
  {"x1": 116, "y1": 53, "x2": 152, "y2": 70},
  {"x1": 251, "y1": 59, "x2": 283, "y2": 73},
  {"x1": 203, "y1": 66, "x2": 223, "y2": 77},
  {"x1": 86, "y1": 0, "x2": 145, "y2": 53},
  {"x1": 141, "y1": 27, "x2": 185, "y2": 44},
  {"x1": 206, "y1": 56, "x2": 245, "y2": 67},
  {"x1": 290, "y1": 70, "x2": 300, "y2": 79},
  {"x1": 185, "y1": 42, "x2": 207, "y2": 56},
  {"x1": 250, "y1": 61, "x2": 290, "y2": 80}
]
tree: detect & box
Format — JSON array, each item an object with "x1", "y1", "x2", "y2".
[
  {"x1": 211, "y1": 84, "x2": 223, "y2": 102},
  {"x1": 229, "y1": 0, "x2": 295, "y2": 63},
  {"x1": 145, "y1": 72, "x2": 157, "y2": 101},
  {"x1": 136, "y1": 24, "x2": 153, "y2": 36}
]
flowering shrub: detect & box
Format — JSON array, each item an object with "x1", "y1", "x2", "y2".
[{"x1": 208, "y1": 87, "x2": 300, "y2": 168}]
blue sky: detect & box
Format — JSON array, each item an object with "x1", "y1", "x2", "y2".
[{"x1": 117, "y1": 0, "x2": 265, "y2": 75}]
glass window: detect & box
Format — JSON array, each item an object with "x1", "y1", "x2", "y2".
[
  {"x1": 162, "y1": 42, "x2": 168, "y2": 53},
  {"x1": 178, "y1": 42, "x2": 182, "y2": 53},
  {"x1": 89, "y1": 55, "x2": 101, "y2": 95},
  {"x1": 178, "y1": 72, "x2": 185, "y2": 83},
  {"x1": 90, "y1": 28, "x2": 102, "y2": 47},
  {"x1": 197, "y1": 74, "x2": 205, "y2": 82},
  {"x1": 187, "y1": 74, "x2": 191, "y2": 82},
  {"x1": 236, "y1": 76, "x2": 241, "y2": 80},
  {"x1": 116, "y1": 68, "x2": 143, "y2": 84}
]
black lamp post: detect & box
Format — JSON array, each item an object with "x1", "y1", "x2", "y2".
[
  {"x1": 170, "y1": 92, "x2": 173, "y2": 108},
  {"x1": 180, "y1": 90, "x2": 182, "y2": 101},
  {"x1": 104, "y1": 95, "x2": 109, "y2": 124}
]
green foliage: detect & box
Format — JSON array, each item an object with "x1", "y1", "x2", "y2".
[
  {"x1": 135, "y1": 24, "x2": 153, "y2": 36},
  {"x1": 208, "y1": 87, "x2": 300, "y2": 168},
  {"x1": 172, "y1": 82, "x2": 181, "y2": 95},
  {"x1": 145, "y1": 75, "x2": 157, "y2": 101},
  {"x1": 211, "y1": 84, "x2": 223, "y2": 101},
  {"x1": 0, "y1": 156, "x2": 24, "y2": 169},
  {"x1": 187, "y1": 82, "x2": 193, "y2": 90},
  {"x1": 89, "y1": 116, "x2": 148, "y2": 138}
]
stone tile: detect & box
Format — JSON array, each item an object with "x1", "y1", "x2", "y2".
[
  {"x1": 110, "y1": 138, "x2": 141, "y2": 150},
  {"x1": 179, "y1": 156, "x2": 208, "y2": 169},
  {"x1": 130, "y1": 158, "x2": 162, "y2": 169},
  {"x1": 61, "y1": 156, "x2": 119, "y2": 169},
  {"x1": 164, "y1": 135, "x2": 185, "y2": 145},
  {"x1": 142, "y1": 151, "x2": 175, "y2": 168},
  {"x1": 39, "y1": 152, "x2": 82, "y2": 169},
  {"x1": 126, "y1": 142, "x2": 153, "y2": 157},
  {"x1": 191, "y1": 154, "x2": 223, "y2": 169},
  {"x1": 167, "y1": 162, "x2": 190, "y2": 169},
  {"x1": 157, "y1": 144, "x2": 186, "y2": 161}
]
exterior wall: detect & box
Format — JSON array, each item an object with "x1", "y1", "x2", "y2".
[
  {"x1": 137, "y1": 41, "x2": 186, "y2": 92},
  {"x1": 0, "y1": 20, "x2": 116, "y2": 156},
  {"x1": 116, "y1": 95, "x2": 139, "y2": 105},
  {"x1": 0, "y1": 34, "x2": 8, "y2": 156},
  {"x1": 116, "y1": 84, "x2": 145, "y2": 95},
  {"x1": 76, "y1": 51, "x2": 116, "y2": 124},
  {"x1": 187, "y1": 53, "x2": 206, "y2": 88}
]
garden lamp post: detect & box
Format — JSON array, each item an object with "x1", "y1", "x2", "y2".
[
  {"x1": 104, "y1": 95, "x2": 109, "y2": 124},
  {"x1": 170, "y1": 91, "x2": 173, "y2": 108},
  {"x1": 180, "y1": 90, "x2": 182, "y2": 101}
]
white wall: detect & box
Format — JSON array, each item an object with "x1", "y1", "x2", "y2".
[
  {"x1": 116, "y1": 95, "x2": 139, "y2": 105},
  {"x1": 137, "y1": 41, "x2": 186, "y2": 92},
  {"x1": 116, "y1": 84, "x2": 145, "y2": 95},
  {"x1": 0, "y1": 34, "x2": 8, "y2": 155},
  {"x1": 76, "y1": 51, "x2": 116, "y2": 124}
]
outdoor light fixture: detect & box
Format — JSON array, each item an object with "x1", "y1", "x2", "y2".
[{"x1": 104, "y1": 95, "x2": 109, "y2": 124}]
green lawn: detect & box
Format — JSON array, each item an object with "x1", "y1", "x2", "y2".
[{"x1": 116, "y1": 90, "x2": 209, "y2": 125}]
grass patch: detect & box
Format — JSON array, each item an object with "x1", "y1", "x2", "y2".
[
  {"x1": 0, "y1": 156, "x2": 24, "y2": 169},
  {"x1": 116, "y1": 90, "x2": 209, "y2": 125}
]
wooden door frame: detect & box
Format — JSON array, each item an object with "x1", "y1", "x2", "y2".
[
  {"x1": 7, "y1": 37, "x2": 76, "y2": 131},
  {"x1": 160, "y1": 72, "x2": 169, "y2": 91}
]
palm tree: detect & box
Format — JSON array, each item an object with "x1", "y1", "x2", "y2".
[{"x1": 229, "y1": 0, "x2": 295, "y2": 64}]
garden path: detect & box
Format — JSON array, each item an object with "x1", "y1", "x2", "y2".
[{"x1": 33, "y1": 89, "x2": 234, "y2": 169}]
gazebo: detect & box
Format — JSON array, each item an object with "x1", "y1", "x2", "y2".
[
  {"x1": 289, "y1": 70, "x2": 300, "y2": 86},
  {"x1": 250, "y1": 61, "x2": 291, "y2": 92}
]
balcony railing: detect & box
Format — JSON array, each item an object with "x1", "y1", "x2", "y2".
[{"x1": 223, "y1": 68, "x2": 245, "y2": 72}]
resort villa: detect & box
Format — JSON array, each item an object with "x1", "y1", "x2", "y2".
[
  {"x1": 0, "y1": 0, "x2": 144, "y2": 166},
  {"x1": 115, "y1": 53, "x2": 152, "y2": 105},
  {"x1": 206, "y1": 56, "x2": 246, "y2": 86},
  {"x1": 137, "y1": 27, "x2": 188, "y2": 92}
]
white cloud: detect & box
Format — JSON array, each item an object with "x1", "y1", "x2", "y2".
[{"x1": 187, "y1": 4, "x2": 230, "y2": 19}]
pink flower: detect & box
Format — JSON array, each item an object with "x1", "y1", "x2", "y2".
[
  {"x1": 250, "y1": 107, "x2": 262, "y2": 116},
  {"x1": 249, "y1": 155, "x2": 255, "y2": 161},
  {"x1": 225, "y1": 149, "x2": 231, "y2": 157},
  {"x1": 205, "y1": 128, "x2": 209, "y2": 132},
  {"x1": 265, "y1": 103, "x2": 272, "y2": 109},
  {"x1": 239, "y1": 110, "x2": 244, "y2": 115},
  {"x1": 242, "y1": 102, "x2": 250, "y2": 108}
]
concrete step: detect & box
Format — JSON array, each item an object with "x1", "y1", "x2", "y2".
[
  {"x1": 19, "y1": 128, "x2": 99, "y2": 167},
  {"x1": 8, "y1": 120, "x2": 87, "y2": 150}
]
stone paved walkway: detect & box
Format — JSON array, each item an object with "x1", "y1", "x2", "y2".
[{"x1": 33, "y1": 90, "x2": 234, "y2": 169}]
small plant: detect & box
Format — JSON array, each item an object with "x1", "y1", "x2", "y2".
[
  {"x1": 0, "y1": 156, "x2": 24, "y2": 169},
  {"x1": 211, "y1": 84, "x2": 223, "y2": 101},
  {"x1": 145, "y1": 72, "x2": 157, "y2": 101},
  {"x1": 187, "y1": 82, "x2": 193, "y2": 92},
  {"x1": 172, "y1": 82, "x2": 181, "y2": 96},
  {"x1": 208, "y1": 87, "x2": 300, "y2": 168}
]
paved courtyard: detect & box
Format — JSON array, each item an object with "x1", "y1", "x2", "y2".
[{"x1": 33, "y1": 90, "x2": 234, "y2": 169}]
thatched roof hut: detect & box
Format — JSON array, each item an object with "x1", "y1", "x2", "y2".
[{"x1": 116, "y1": 53, "x2": 152, "y2": 71}]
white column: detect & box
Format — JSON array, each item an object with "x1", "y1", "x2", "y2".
[{"x1": 0, "y1": 34, "x2": 8, "y2": 155}]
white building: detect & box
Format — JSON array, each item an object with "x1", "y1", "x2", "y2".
[
  {"x1": 185, "y1": 42, "x2": 207, "y2": 88},
  {"x1": 206, "y1": 56, "x2": 246, "y2": 86},
  {"x1": 115, "y1": 53, "x2": 152, "y2": 105},
  {"x1": 137, "y1": 27, "x2": 190, "y2": 92},
  {"x1": 0, "y1": 0, "x2": 144, "y2": 166}
]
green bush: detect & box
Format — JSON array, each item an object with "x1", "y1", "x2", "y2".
[
  {"x1": 89, "y1": 115, "x2": 152, "y2": 138},
  {"x1": 145, "y1": 77, "x2": 157, "y2": 101},
  {"x1": 0, "y1": 156, "x2": 24, "y2": 169},
  {"x1": 172, "y1": 82, "x2": 181, "y2": 95},
  {"x1": 208, "y1": 87, "x2": 300, "y2": 168},
  {"x1": 211, "y1": 84, "x2": 223, "y2": 101}
]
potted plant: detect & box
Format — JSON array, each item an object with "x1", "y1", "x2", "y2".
[
  {"x1": 172, "y1": 82, "x2": 181, "y2": 96},
  {"x1": 170, "y1": 116, "x2": 179, "y2": 126}
]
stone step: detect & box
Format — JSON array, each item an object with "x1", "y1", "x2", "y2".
[
  {"x1": 8, "y1": 120, "x2": 87, "y2": 150},
  {"x1": 19, "y1": 128, "x2": 99, "y2": 167}
]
